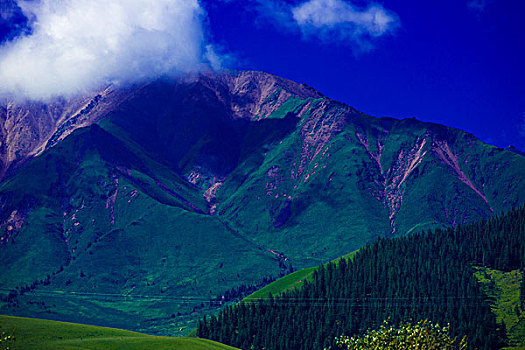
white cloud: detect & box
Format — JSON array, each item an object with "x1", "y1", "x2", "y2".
[
  {"x1": 250, "y1": 0, "x2": 399, "y2": 52},
  {"x1": 291, "y1": 0, "x2": 399, "y2": 50},
  {"x1": 203, "y1": 44, "x2": 236, "y2": 71},
  {"x1": 0, "y1": 0, "x2": 217, "y2": 100}
]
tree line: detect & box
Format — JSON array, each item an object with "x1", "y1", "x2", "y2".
[{"x1": 197, "y1": 204, "x2": 525, "y2": 350}]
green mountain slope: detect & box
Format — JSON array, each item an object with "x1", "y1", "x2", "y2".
[
  {"x1": 89, "y1": 71, "x2": 525, "y2": 268},
  {"x1": 0, "y1": 124, "x2": 289, "y2": 334},
  {"x1": 216, "y1": 114, "x2": 525, "y2": 267},
  {"x1": 0, "y1": 315, "x2": 237, "y2": 350},
  {"x1": 1, "y1": 70, "x2": 525, "y2": 334}
]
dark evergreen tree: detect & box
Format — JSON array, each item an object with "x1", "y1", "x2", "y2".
[{"x1": 198, "y1": 205, "x2": 525, "y2": 350}]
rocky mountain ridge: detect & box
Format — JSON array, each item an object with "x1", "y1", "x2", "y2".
[{"x1": 0, "y1": 70, "x2": 524, "y2": 334}]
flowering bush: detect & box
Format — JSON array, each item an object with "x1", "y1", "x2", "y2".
[{"x1": 330, "y1": 319, "x2": 468, "y2": 350}]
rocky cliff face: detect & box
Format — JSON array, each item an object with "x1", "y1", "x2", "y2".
[
  {"x1": 0, "y1": 70, "x2": 524, "y2": 334},
  {"x1": 0, "y1": 86, "x2": 133, "y2": 180}
]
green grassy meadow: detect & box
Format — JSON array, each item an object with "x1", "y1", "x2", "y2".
[
  {"x1": 474, "y1": 267, "x2": 525, "y2": 348},
  {"x1": 0, "y1": 315, "x2": 237, "y2": 350}
]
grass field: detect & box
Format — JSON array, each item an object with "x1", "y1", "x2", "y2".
[
  {"x1": 474, "y1": 267, "x2": 525, "y2": 348},
  {"x1": 0, "y1": 315, "x2": 238, "y2": 350}
]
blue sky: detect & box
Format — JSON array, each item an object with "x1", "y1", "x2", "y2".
[
  {"x1": 201, "y1": 0, "x2": 525, "y2": 150},
  {"x1": 1, "y1": 0, "x2": 524, "y2": 150}
]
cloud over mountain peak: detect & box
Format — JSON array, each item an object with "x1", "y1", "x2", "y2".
[{"x1": 0, "y1": 0, "x2": 212, "y2": 100}]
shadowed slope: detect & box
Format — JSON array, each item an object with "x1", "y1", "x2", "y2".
[{"x1": 1, "y1": 70, "x2": 524, "y2": 334}]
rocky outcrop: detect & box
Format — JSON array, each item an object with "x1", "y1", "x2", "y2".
[
  {"x1": 432, "y1": 139, "x2": 492, "y2": 210},
  {"x1": 0, "y1": 86, "x2": 130, "y2": 180}
]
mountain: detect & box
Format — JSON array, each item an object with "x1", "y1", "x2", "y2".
[{"x1": 1, "y1": 70, "x2": 524, "y2": 334}]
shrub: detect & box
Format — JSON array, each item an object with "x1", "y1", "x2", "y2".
[{"x1": 330, "y1": 319, "x2": 468, "y2": 350}]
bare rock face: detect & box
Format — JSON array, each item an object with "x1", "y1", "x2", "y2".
[
  {"x1": 0, "y1": 71, "x2": 323, "y2": 181},
  {"x1": 0, "y1": 86, "x2": 131, "y2": 180},
  {"x1": 219, "y1": 70, "x2": 323, "y2": 120}
]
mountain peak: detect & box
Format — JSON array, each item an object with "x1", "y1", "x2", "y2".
[{"x1": 1, "y1": 70, "x2": 524, "y2": 335}]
